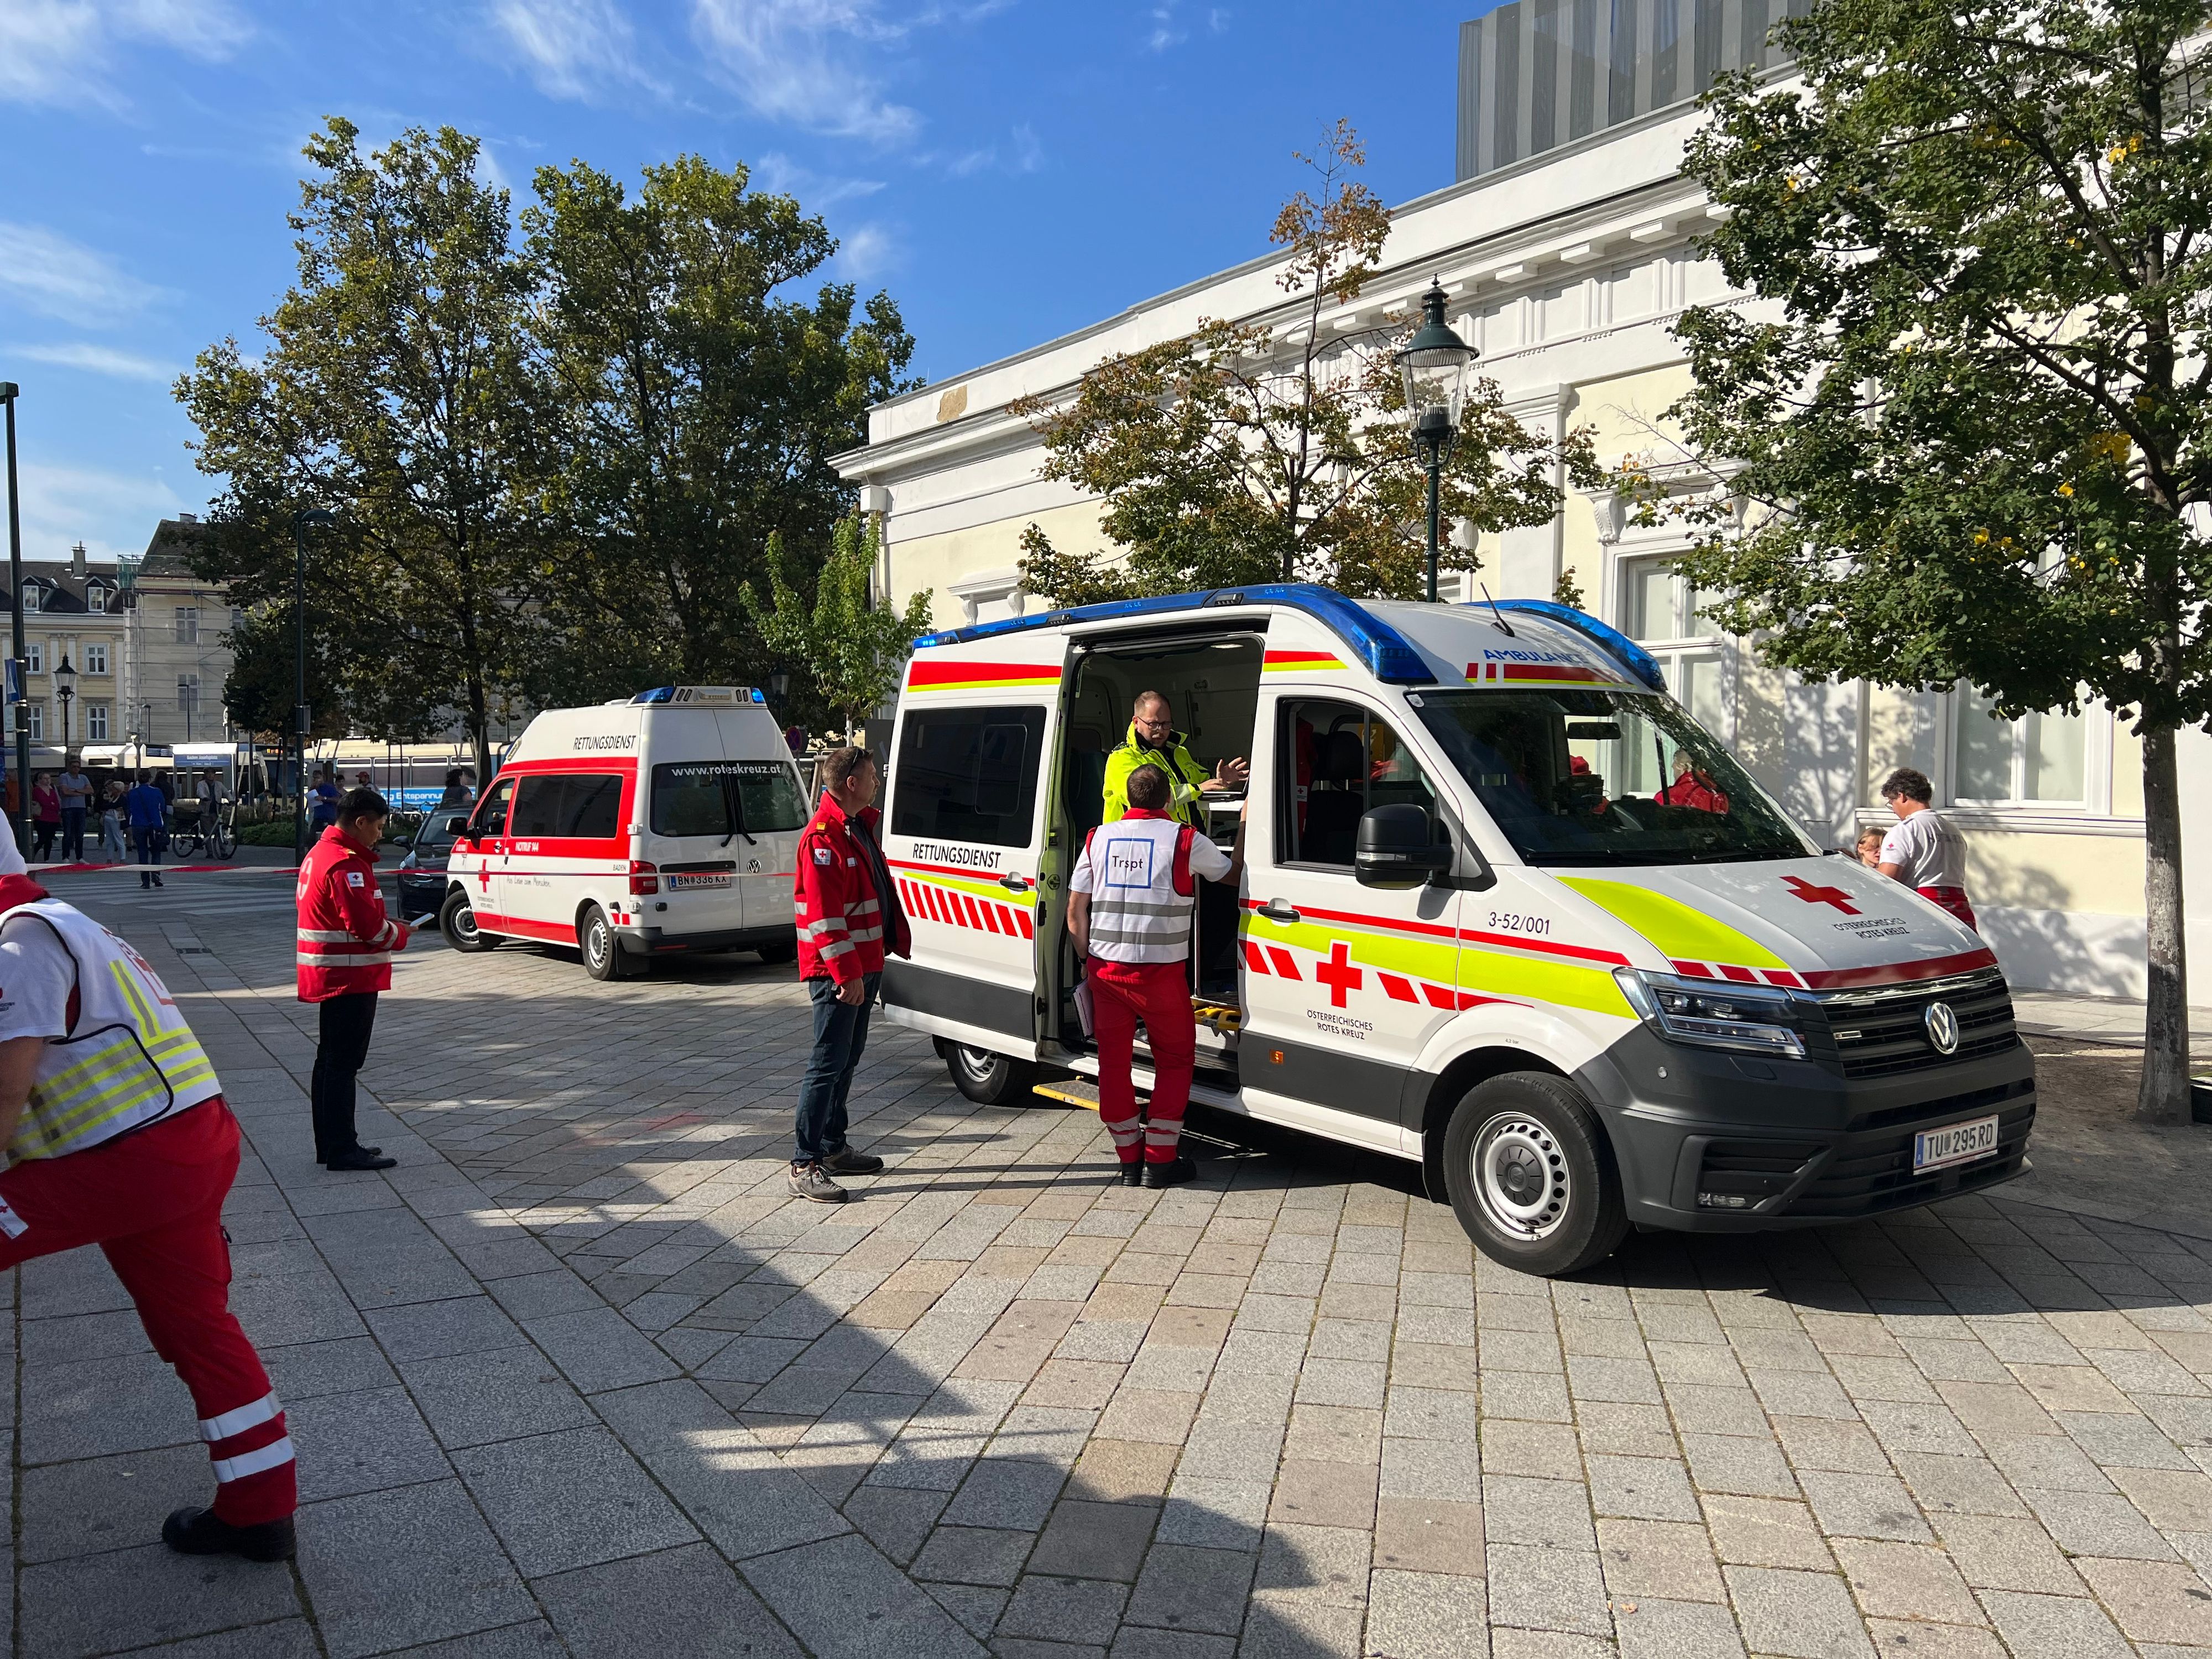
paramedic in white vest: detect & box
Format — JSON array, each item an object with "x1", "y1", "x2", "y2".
[
  {"x1": 1876, "y1": 766, "x2": 1978, "y2": 932},
  {"x1": 0, "y1": 830, "x2": 296, "y2": 1561},
  {"x1": 1067, "y1": 764, "x2": 1244, "y2": 1188}
]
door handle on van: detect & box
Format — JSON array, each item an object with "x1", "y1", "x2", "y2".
[
  {"x1": 1256, "y1": 899, "x2": 1301, "y2": 924},
  {"x1": 998, "y1": 874, "x2": 1031, "y2": 891}
]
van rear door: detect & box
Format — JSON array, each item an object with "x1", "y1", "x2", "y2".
[
  {"x1": 638, "y1": 711, "x2": 750, "y2": 934},
  {"x1": 883, "y1": 692, "x2": 1055, "y2": 1052}
]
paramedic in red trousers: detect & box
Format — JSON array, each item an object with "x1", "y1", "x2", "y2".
[
  {"x1": 1067, "y1": 764, "x2": 1245, "y2": 1188},
  {"x1": 0, "y1": 822, "x2": 298, "y2": 1561},
  {"x1": 1876, "y1": 766, "x2": 1978, "y2": 931},
  {"x1": 296, "y1": 787, "x2": 409, "y2": 1172},
  {"x1": 790, "y1": 747, "x2": 910, "y2": 1203}
]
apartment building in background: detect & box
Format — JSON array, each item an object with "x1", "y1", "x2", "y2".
[
  {"x1": 6, "y1": 542, "x2": 126, "y2": 759},
  {"x1": 126, "y1": 514, "x2": 238, "y2": 750}
]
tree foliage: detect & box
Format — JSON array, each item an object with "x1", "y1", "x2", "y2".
[
  {"x1": 1012, "y1": 122, "x2": 1595, "y2": 602},
  {"x1": 179, "y1": 119, "x2": 545, "y2": 782},
  {"x1": 521, "y1": 155, "x2": 915, "y2": 700},
  {"x1": 744, "y1": 515, "x2": 931, "y2": 734},
  {"x1": 1657, "y1": 0, "x2": 2212, "y2": 1119},
  {"x1": 220, "y1": 605, "x2": 349, "y2": 743}
]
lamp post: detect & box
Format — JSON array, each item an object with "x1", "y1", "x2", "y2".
[
  {"x1": 1, "y1": 383, "x2": 25, "y2": 850},
  {"x1": 1395, "y1": 280, "x2": 1478, "y2": 603},
  {"x1": 54, "y1": 654, "x2": 74, "y2": 755},
  {"x1": 291, "y1": 509, "x2": 335, "y2": 868}
]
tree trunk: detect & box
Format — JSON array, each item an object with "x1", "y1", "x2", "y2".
[{"x1": 2135, "y1": 723, "x2": 2192, "y2": 1124}]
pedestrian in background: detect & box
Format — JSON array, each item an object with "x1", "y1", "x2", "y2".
[
  {"x1": 1854, "y1": 825, "x2": 1884, "y2": 868},
  {"x1": 55, "y1": 757, "x2": 92, "y2": 862},
  {"x1": 99, "y1": 779, "x2": 127, "y2": 860},
  {"x1": 296, "y1": 787, "x2": 409, "y2": 1172},
  {"x1": 787, "y1": 747, "x2": 909, "y2": 1203},
  {"x1": 1876, "y1": 767, "x2": 1976, "y2": 930},
  {"x1": 1066, "y1": 763, "x2": 1244, "y2": 1188},
  {"x1": 308, "y1": 769, "x2": 339, "y2": 834},
  {"x1": 126, "y1": 771, "x2": 168, "y2": 890},
  {"x1": 30, "y1": 774, "x2": 59, "y2": 863}
]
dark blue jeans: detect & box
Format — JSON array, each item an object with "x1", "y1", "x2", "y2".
[{"x1": 794, "y1": 972, "x2": 879, "y2": 1165}]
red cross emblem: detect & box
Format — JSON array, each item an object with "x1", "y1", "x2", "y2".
[
  {"x1": 1783, "y1": 874, "x2": 1859, "y2": 915},
  {"x1": 476, "y1": 859, "x2": 494, "y2": 893},
  {"x1": 1316, "y1": 940, "x2": 1364, "y2": 1008}
]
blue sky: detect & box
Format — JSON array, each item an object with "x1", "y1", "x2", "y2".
[{"x1": 1, "y1": 1, "x2": 1470, "y2": 565}]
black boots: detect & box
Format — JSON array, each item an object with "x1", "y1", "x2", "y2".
[
  {"x1": 163, "y1": 1505, "x2": 296, "y2": 1563},
  {"x1": 1141, "y1": 1155, "x2": 1197, "y2": 1190}
]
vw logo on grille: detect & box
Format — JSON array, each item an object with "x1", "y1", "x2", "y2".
[{"x1": 1924, "y1": 1001, "x2": 1961, "y2": 1055}]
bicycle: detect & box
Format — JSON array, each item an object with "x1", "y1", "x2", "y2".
[{"x1": 167, "y1": 799, "x2": 237, "y2": 862}]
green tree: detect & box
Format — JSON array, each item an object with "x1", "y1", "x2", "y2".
[
  {"x1": 521, "y1": 154, "x2": 915, "y2": 699},
  {"x1": 1657, "y1": 0, "x2": 2212, "y2": 1120},
  {"x1": 178, "y1": 118, "x2": 546, "y2": 780},
  {"x1": 744, "y1": 515, "x2": 930, "y2": 736},
  {"x1": 1011, "y1": 122, "x2": 1594, "y2": 602},
  {"x1": 220, "y1": 604, "x2": 349, "y2": 743}
]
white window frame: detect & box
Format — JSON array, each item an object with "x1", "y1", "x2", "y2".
[
  {"x1": 177, "y1": 673, "x2": 201, "y2": 714},
  {"x1": 86, "y1": 703, "x2": 108, "y2": 741},
  {"x1": 1937, "y1": 687, "x2": 2114, "y2": 820},
  {"x1": 26, "y1": 702, "x2": 42, "y2": 740},
  {"x1": 84, "y1": 642, "x2": 107, "y2": 675},
  {"x1": 25, "y1": 640, "x2": 43, "y2": 675},
  {"x1": 86, "y1": 586, "x2": 106, "y2": 613},
  {"x1": 22, "y1": 584, "x2": 41, "y2": 614},
  {"x1": 1603, "y1": 543, "x2": 1736, "y2": 747}
]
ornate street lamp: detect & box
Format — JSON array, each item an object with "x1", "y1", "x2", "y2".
[
  {"x1": 53, "y1": 654, "x2": 74, "y2": 754},
  {"x1": 1395, "y1": 280, "x2": 1478, "y2": 602}
]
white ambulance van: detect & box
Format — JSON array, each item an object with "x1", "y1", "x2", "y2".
[
  {"x1": 441, "y1": 686, "x2": 808, "y2": 980},
  {"x1": 879, "y1": 586, "x2": 2034, "y2": 1275}
]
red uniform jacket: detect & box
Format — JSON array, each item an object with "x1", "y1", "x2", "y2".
[
  {"x1": 794, "y1": 795, "x2": 910, "y2": 985},
  {"x1": 296, "y1": 826, "x2": 409, "y2": 1001}
]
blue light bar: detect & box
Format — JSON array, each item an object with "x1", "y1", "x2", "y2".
[
  {"x1": 633, "y1": 686, "x2": 676, "y2": 704},
  {"x1": 1488, "y1": 599, "x2": 1668, "y2": 693},
  {"x1": 912, "y1": 582, "x2": 1436, "y2": 685}
]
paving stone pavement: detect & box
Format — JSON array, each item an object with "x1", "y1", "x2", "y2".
[{"x1": 12, "y1": 868, "x2": 2212, "y2": 1659}]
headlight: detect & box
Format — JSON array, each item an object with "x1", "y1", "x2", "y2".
[{"x1": 1614, "y1": 968, "x2": 1806, "y2": 1059}]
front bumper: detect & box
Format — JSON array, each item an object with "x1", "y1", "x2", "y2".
[
  {"x1": 1575, "y1": 1026, "x2": 2036, "y2": 1232},
  {"x1": 397, "y1": 871, "x2": 447, "y2": 921}
]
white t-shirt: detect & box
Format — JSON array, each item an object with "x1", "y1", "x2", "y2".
[
  {"x1": 1068, "y1": 825, "x2": 1233, "y2": 894},
  {"x1": 0, "y1": 920, "x2": 80, "y2": 1044},
  {"x1": 1880, "y1": 809, "x2": 1965, "y2": 889}
]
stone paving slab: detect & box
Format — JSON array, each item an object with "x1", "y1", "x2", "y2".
[{"x1": 6, "y1": 877, "x2": 2212, "y2": 1656}]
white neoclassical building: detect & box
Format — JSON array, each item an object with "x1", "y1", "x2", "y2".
[{"x1": 833, "y1": 12, "x2": 2209, "y2": 1003}]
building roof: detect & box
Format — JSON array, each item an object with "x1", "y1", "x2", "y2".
[{"x1": 7, "y1": 561, "x2": 119, "y2": 618}]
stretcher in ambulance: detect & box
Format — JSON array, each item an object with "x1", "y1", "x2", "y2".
[
  {"x1": 879, "y1": 585, "x2": 2036, "y2": 1275},
  {"x1": 441, "y1": 687, "x2": 807, "y2": 980}
]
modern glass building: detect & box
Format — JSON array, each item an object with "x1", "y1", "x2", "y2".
[{"x1": 1455, "y1": 0, "x2": 1807, "y2": 180}]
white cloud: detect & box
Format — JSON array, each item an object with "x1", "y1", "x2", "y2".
[
  {"x1": 753, "y1": 151, "x2": 888, "y2": 210},
  {"x1": 1147, "y1": 4, "x2": 1185, "y2": 51},
  {"x1": 485, "y1": 0, "x2": 665, "y2": 102},
  {"x1": 0, "y1": 0, "x2": 249, "y2": 108},
  {"x1": 14, "y1": 343, "x2": 175, "y2": 382},
  {"x1": 945, "y1": 122, "x2": 1042, "y2": 178},
  {"x1": 690, "y1": 0, "x2": 922, "y2": 143},
  {"x1": 832, "y1": 222, "x2": 899, "y2": 283},
  {"x1": 15, "y1": 462, "x2": 190, "y2": 567},
  {"x1": 0, "y1": 223, "x2": 165, "y2": 328}
]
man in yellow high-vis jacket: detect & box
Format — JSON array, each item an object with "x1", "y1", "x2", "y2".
[{"x1": 1101, "y1": 691, "x2": 1248, "y2": 826}]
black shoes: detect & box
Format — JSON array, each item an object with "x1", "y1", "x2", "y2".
[
  {"x1": 1118, "y1": 1161, "x2": 1144, "y2": 1187},
  {"x1": 789, "y1": 1162, "x2": 847, "y2": 1202},
  {"x1": 325, "y1": 1147, "x2": 397, "y2": 1171},
  {"x1": 1141, "y1": 1155, "x2": 1197, "y2": 1190},
  {"x1": 821, "y1": 1146, "x2": 884, "y2": 1176},
  {"x1": 163, "y1": 1505, "x2": 296, "y2": 1563}
]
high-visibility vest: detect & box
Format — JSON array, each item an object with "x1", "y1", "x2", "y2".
[
  {"x1": 0, "y1": 900, "x2": 221, "y2": 1162},
  {"x1": 1080, "y1": 816, "x2": 1199, "y2": 964}
]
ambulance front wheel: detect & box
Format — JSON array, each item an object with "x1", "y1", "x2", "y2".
[
  {"x1": 947, "y1": 1045, "x2": 1037, "y2": 1105},
  {"x1": 440, "y1": 890, "x2": 496, "y2": 954},
  {"x1": 1443, "y1": 1073, "x2": 1627, "y2": 1277}
]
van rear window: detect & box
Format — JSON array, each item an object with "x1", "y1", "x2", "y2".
[
  {"x1": 890, "y1": 708, "x2": 1046, "y2": 848},
  {"x1": 509, "y1": 773, "x2": 624, "y2": 841},
  {"x1": 650, "y1": 762, "x2": 806, "y2": 838}
]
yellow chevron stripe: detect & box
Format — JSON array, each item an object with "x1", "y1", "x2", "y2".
[{"x1": 1557, "y1": 878, "x2": 1788, "y2": 970}]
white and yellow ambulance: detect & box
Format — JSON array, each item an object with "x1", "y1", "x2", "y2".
[
  {"x1": 878, "y1": 586, "x2": 2034, "y2": 1274},
  {"x1": 442, "y1": 687, "x2": 808, "y2": 980}
]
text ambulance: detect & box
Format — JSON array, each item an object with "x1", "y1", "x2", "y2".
[
  {"x1": 442, "y1": 687, "x2": 808, "y2": 979},
  {"x1": 879, "y1": 586, "x2": 2034, "y2": 1275}
]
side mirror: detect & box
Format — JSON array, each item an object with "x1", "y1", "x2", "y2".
[{"x1": 1355, "y1": 804, "x2": 1452, "y2": 888}]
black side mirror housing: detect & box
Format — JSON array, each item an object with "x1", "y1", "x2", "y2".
[{"x1": 1355, "y1": 803, "x2": 1453, "y2": 888}]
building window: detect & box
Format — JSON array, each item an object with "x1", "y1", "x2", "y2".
[
  {"x1": 1617, "y1": 555, "x2": 1725, "y2": 782},
  {"x1": 87, "y1": 585, "x2": 106, "y2": 613},
  {"x1": 1951, "y1": 688, "x2": 2087, "y2": 807},
  {"x1": 174, "y1": 607, "x2": 199, "y2": 644},
  {"x1": 178, "y1": 674, "x2": 201, "y2": 716},
  {"x1": 86, "y1": 703, "x2": 107, "y2": 740},
  {"x1": 84, "y1": 642, "x2": 107, "y2": 675},
  {"x1": 26, "y1": 702, "x2": 41, "y2": 740},
  {"x1": 25, "y1": 640, "x2": 43, "y2": 675}
]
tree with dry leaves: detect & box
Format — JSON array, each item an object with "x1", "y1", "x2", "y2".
[{"x1": 1013, "y1": 122, "x2": 1595, "y2": 601}]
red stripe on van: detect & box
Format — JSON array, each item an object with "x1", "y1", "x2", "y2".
[
  {"x1": 1013, "y1": 908, "x2": 1034, "y2": 939},
  {"x1": 1243, "y1": 940, "x2": 1270, "y2": 974},
  {"x1": 904, "y1": 660, "x2": 1062, "y2": 689},
  {"x1": 961, "y1": 894, "x2": 986, "y2": 930},
  {"x1": 1797, "y1": 947, "x2": 1999, "y2": 990},
  {"x1": 1762, "y1": 969, "x2": 1806, "y2": 988},
  {"x1": 1717, "y1": 963, "x2": 1759, "y2": 983},
  {"x1": 1422, "y1": 983, "x2": 1457, "y2": 1009},
  {"x1": 996, "y1": 904, "x2": 1020, "y2": 935},
  {"x1": 1378, "y1": 973, "x2": 1418, "y2": 1003},
  {"x1": 1264, "y1": 947, "x2": 1301, "y2": 979},
  {"x1": 979, "y1": 903, "x2": 1002, "y2": 935},
  {"x1": 1672, "y1": 959, "x2": 1715, "y2": 977}
]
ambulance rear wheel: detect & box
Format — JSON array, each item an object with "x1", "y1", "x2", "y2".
[
  {"x1": 440, "y1": 890, "x2": 495, "y2": 954},
  {"x1": 1443, "y1": 1073, "x2": 1627, "y2": 1277},
  {"x1": 947, "y1": 1045, "x2": 1037, "y2": 1105},
  {"x1": 581, "y1": 905, "x2": 641, "y2": 982}
]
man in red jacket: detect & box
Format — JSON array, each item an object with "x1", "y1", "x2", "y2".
[
  {"x1": 790, "y1": 747, "x2": 910, "y2": 1203},
  {"x1": 296, "y1": 787, "x2": 410, "y2": 1171}
]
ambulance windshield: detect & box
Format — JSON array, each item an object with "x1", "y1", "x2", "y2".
[{"x1": 1410, "y1": 690, "x2": 1815, "y2": 866}]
